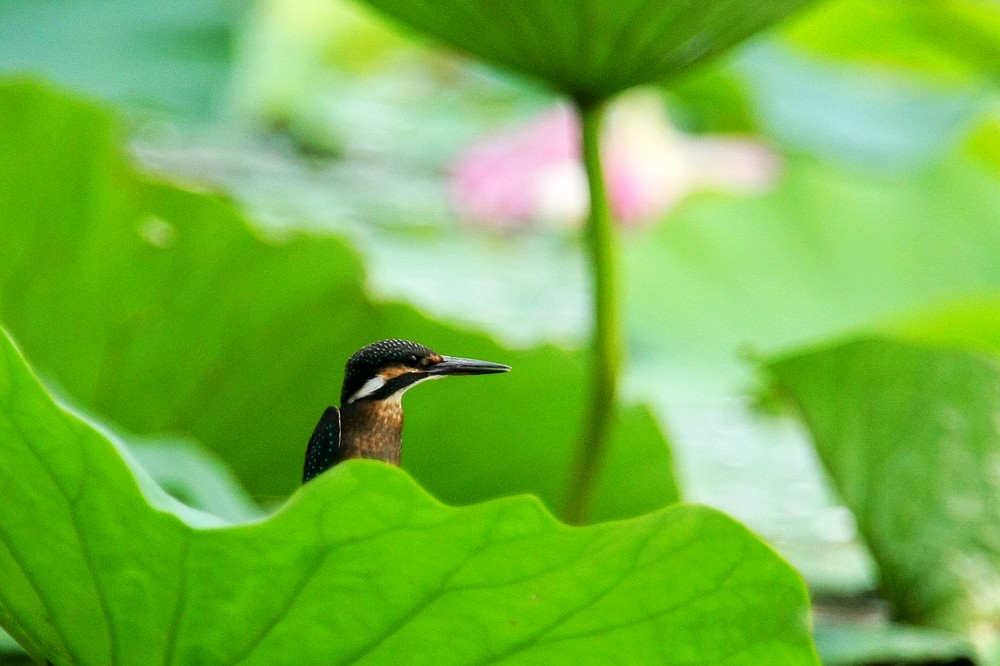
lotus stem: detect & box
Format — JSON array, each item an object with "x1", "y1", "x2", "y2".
[{"x1": 564, "y1": 99, "x2": 622, "y2": 525}]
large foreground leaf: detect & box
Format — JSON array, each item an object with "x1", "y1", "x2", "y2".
[
  {"x1": 0, "y1": 80, "x2": 677, "y2": 522},
  {"x1": 0, "y1": 331, "x2": 818, "y2": 664},
  {"x1": 356, "y1": 0, "x2": 818, "y2": 101},
  {"x1": 766, "y1": 319, "x2": 1000, "y2": 660}
]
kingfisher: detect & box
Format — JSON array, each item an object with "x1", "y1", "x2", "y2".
[{"x1": 303, "y1": 338, "x2": 510, "y2": 483}]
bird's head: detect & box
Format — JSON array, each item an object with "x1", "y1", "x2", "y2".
[{"x1": 340, "y1": 338, "x2": 510, "y2": 406}]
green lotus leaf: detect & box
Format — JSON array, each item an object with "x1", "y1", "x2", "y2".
[
  {"x1": 780, "y1": 0, "x2": 1000, "y2": 87},
  {"x1": 0, "y1": 329, "x2": 817, "y2": 664},
  {"x1": 355, "y1": 0, "x2": 819, "y2": 102},
  {"x1": 767, "y1": 314, "x2": 1000, "y2": 660},
  {"x1": 624, "y1": 155, "x2": 1000, "y2": 390}
]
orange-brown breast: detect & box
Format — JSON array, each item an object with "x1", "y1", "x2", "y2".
[{"x1": 338, "y1": 400, "x2": 405, "y2": 465}]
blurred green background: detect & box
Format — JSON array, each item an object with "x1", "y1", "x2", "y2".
[{"x1": 2, "y1": 0, "x2": 1000, "y2": 663}]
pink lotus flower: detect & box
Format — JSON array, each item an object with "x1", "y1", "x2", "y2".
[{"x1": 450, "y1": 92, "x2": 781, "y2": 229}]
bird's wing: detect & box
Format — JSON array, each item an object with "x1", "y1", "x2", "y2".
[{"x1": 303, "y1": 406, "x2": 341, "y2": 483}]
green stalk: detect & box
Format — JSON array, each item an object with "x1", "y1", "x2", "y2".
[{"x1": 563, "y1": 99, "x2": 622, "y2": 525}]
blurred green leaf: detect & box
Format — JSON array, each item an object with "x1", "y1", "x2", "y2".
[
  {"x1": 0, "y1": 79, "x2": 677, "y2": 522},
  {"x1": 625, "y1": 155, "x2": 1000, "y2": 393},
  {"x1": 0, "y1": 330, "x2": 818, "y2": 664},
  {"x1": 0, "y1": 0, "x2": 240, "y2": 117},
  {"x1": 662, "y1": 61, "x2": 760, "y2": 134},
  {"x1": 0, "y1": 650, "x2": 31, "y2": 666},
  {"x1": 728, "y1": 0, "x2": 1000, "y2": 168},
  {"x1": 781, "y1": 0, "x2": 1000, "y2": 86},
  {"x1": 766, "y1": 318, "x2": 1000, "y2": 660},
  {"x1": 355, "y1": 0, "x2": 819, "y2": 102},
  {"x1": 736, "y1": 43, "x2": 984, "y2": 169},
  {"x1": 884, "y1": 298, "x2": 1000, "y2": 352},
  {"x1": 965, "y1": 113, "x2": 1000, "y2": 175}
]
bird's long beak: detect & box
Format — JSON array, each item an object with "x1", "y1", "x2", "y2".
[{"x1": 429, "y1": 355, "x2": 511, "y2": 376}]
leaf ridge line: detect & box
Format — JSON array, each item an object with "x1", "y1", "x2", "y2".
[
  {"x1": 8, "y1": 414, "x2": 118, "y2": 665},
  {"x1": 534, "y1": 557, "x2": 747, "y2": 647},
  {"x1": 66, "y1": 424, "x2": 120, "y2": 666},
  {"x1": 229, "y1": 549, "x2": 329, "y2": 665},
  {"x1": 475, "y1": 522, "x2": 660, "y2": 666},
  {"x1": 161, "y1": 533, "x2": 192, "y2": 666},
  {"x1": 334, "y1": 511, "x2": 506, "y2": 665},
  {"x1": 0, "y1": 528, "x2": 72, "y2": 662}
]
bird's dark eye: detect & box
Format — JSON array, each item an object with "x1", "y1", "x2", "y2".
[{"x1": 403, "y1": 353, "x2": 421, "y2": 368}]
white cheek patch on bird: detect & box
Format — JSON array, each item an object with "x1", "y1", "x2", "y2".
[
  {"x1": 346, "y1": 375, "x2": 386, "y2": 404},
  {"x1": 346, "y1": 368, "x2": 443, "y2": 404}
]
